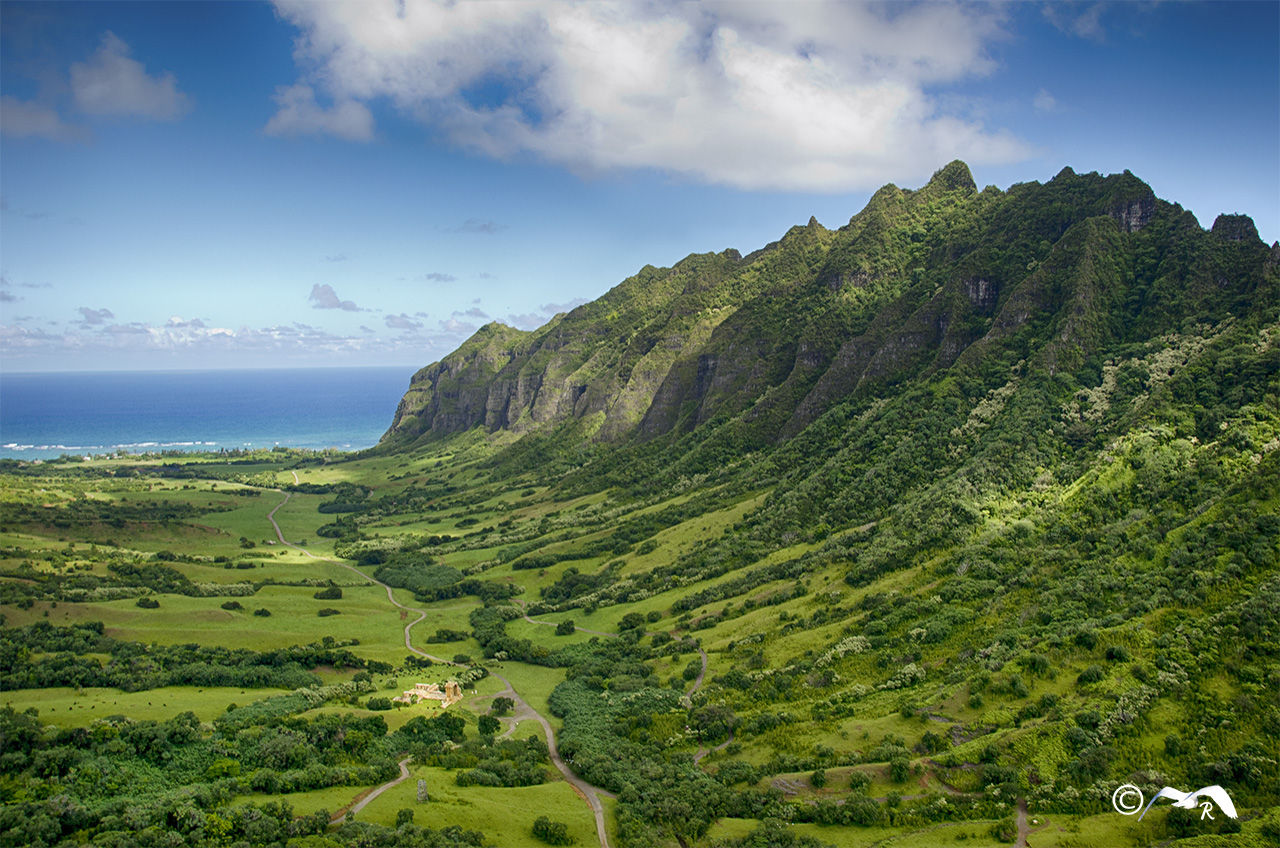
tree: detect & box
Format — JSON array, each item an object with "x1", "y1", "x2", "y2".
[
  {"x1": 890, "y1": 758, "x2": 909, "y2": 783},
  {"x1": 618, "y1": 612, "x2": 646, "y2": 632},
  {"x1": 810, "y1": 768, "x2": 826, "y2": 788},
  {"x1": 478, "y1": 715, "x2": 500, "y2": 737},
  {"x1": 532, "y1": 815, "x2": 574, "y2": 846},
  {"x1": 555, "y1": 619, "x2": 576, "y2": 636},
  {"x1": 491, "y1": 697, "x2": 515, "y2": 716}
]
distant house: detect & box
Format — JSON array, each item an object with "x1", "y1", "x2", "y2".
[{"x1": 392, "y1": 680, "x2": 463, "y2": 708}]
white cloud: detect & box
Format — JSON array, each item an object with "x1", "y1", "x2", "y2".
[
  {"x1": 1, "y1": 311, "x2": 481, "y2": 366},
  {"x1": 70, "y1": 32, "x2": 191, "y2": 120},
  {"x1": 264, "y1": 83, "x2": 374, "y2": 141},
  {"x1": 507, "y1": 296, "x2": 587, "y2": 330},
  {"x1": 77, "y1": 306, "x2": 115, "y2": 325},
  {"x1": 385, "y1": 313, "x2": 423, "y2": 330},
  {"x1": 1042, "y1": 3, "x2": 1107, "y2": 42},
  {"x1": 540, "y1": 298, "x2": 587, "y2": 315},
  {"x1": 439, "y1": 317, "x2": 476, "y2": 335},
  {"x1": 454, "y1": 307, "x2": 489, "y2": 319},
  {"x1": 269, "y1": 0, "x2": 1031, "y2": 191},
  {"x1": 505, "y1": 312, "x2": 545, "y2": 330},
  {"x1": 1033, "y1": 88, "x2": 1058, "y2": 114},
  {"x1": 308, "y1": 283, "x2": 363, "y2": 311},
  {"x1": 0, "y1": 96, "x2": 85, "y2": 141}
]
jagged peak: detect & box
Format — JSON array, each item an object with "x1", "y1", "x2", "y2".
[
  {"x1": 925, "y1": 160, "x2": 976, "y2": 194},
  {"x1": 1211, "y1": 214, "x2": 1260, "y2": 242}
]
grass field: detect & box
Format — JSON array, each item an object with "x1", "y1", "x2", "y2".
[
  {"x1": 352, "y1": 763, "x2": 601, "y2": 847},
  {"x1": 0, "y1": 684, "x2": 288, "y2": 727}
]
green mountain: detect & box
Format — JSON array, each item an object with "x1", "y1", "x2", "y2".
[
  {"x1": 382, "y1": 161, "x2": 1274, "y2": 456},
  {"x1": 371, "y1": 161, "x2": 1279, "y2": 843}
]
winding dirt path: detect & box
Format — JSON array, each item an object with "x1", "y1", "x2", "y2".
[
  {"x1": 513, "y1": 599, "x2": 616, "y2": 637},
  {"x1": 330, "y1": 757, "x2": 412, "y2": 824},
  {"x1": 689, "y1": 645, "x2": 709, "y2": 694},
  {"x1": 267, "y1": 482, "x2": 612, "y2": 847}
]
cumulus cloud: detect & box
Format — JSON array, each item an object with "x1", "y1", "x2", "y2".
[
  {"x1": 322, "y1": 253, "x2": 350, "y2": 262},
  {"x1": 0, "y1": 290, "x2": 17, "y2": 304},
  {"x1": 308, "y1": 283, "x2": 362, "y2": 311},
  {"x1": 422, "y1": 271, "x2": 457, "y2": 282},
  {"x1": 78, "y1": 307, "x2": 115, "y2": 325},
  {"x1": 454, "y1": 307, "x2": 489, "y2": 319},
  {"x1": 269, "y1": 0, "x2": 1031, "y2": 191},
  {"x1": 70, "y1": 32, "x2": 191, "y2": 120},
  {"x1": 166, "y1": 316, "x2": 207, "y2": 329},
  {"x1": 385, "y1": 313, "x2": 423, "y2": 330},
  {"x1": 264, "y1": 83, "x2": 374, "y2": 141},
  {"x1": 0, "y1": 96, "x2": 85, "y2": 141},
  {"x1": 0, "y1": 323, "x2": 61, "y2": 348}
]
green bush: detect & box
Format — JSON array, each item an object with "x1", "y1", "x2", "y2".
[
  {"x1": 532, "y1": 815, "x2": 574, "y2": 846},
  {"x1": 1077, "y1": 664, "x2": 1105, "y2": 685},
  {"x1": 990, "y1": 817, "x2": 1017, "y2": 843},
  {"x1": 890, "y1": 758, "x2": 909, "y2": 783},
  {"x1": 318, "y1": 608, "x2": 341, "y2": 617}
]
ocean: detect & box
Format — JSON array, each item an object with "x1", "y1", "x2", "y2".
[{"x1": 0, "y1": 367, "x2": 417, "y2": 460}]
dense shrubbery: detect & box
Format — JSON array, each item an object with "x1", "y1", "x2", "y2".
[
  {"x1": 0, "y1": 700, "x2": 460, "y2": 848},
  {"x1": 0, "y1": 622, "x2": 388, "y2": 691}
]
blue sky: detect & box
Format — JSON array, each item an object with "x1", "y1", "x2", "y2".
[{"x1": 2, "y1": 0, "x2": 1276, "y2": 372}]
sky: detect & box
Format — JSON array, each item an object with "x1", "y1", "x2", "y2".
[{"x1": 1, "y1": 1, "x2": 1277, "y2": 373}]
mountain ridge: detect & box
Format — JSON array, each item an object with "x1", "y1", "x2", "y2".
[{"x1": 381, "y1": 162, "x2": 1274, "y2": 454}]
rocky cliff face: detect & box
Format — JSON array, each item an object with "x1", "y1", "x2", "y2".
[{"x1": 380, "y1": 162, "x2": 1275, "y2": 451}]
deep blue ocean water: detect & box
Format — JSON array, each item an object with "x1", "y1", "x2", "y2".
[{"x1": 0, "y1": 367, "x2": 417, "y2": 460}]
